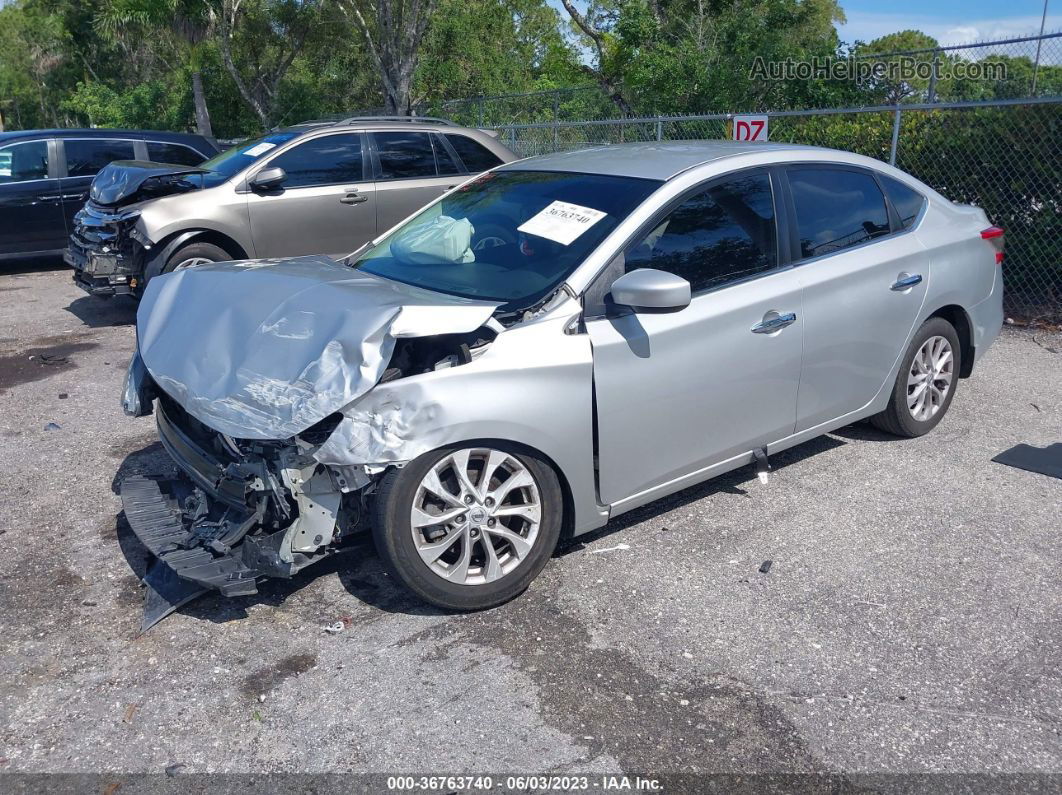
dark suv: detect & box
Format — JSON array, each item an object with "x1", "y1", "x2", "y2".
[
  {"x1": 0, "y1": 129, "x2": 217, "y2": 262},
  {"x1": 64, "y1": 117, "x2": 516, "y2": 297}
]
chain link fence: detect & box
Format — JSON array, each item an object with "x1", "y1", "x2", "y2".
[
  {"x1": 411, "y1": 32, "x2": 1062, "y2": 315},
  {"x1": 485, "y1": 98, "x2": 1061, "y2": 315}
]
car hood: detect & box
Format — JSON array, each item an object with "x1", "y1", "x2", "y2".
[
  {"x1": 90, "y1": 160, "x2": 209, "y2": 207},
  {"x1": 136, "y1": 256, "x2": 500, "y2": 439}
]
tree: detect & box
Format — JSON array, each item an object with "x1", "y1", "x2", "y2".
[
  {"x1": 96, "y1": 0, "x2": 215, "y2": 136},
  {"x1": 339, "y1": 0, "x2": 440, "y2": 115},
  {"x1": 211, "y1": 0, "x2": 325, "y2": 127}
]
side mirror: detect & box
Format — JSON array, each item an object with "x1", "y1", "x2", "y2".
[
  {"x1": 609, "y1": 268, "x2": 691, "y2": 312},
  {"x1": 250, "y1": 166, "x2": 286, "y2": 190}
]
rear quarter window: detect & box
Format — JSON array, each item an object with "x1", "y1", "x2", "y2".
[
  {"x1": 880, "y1": 175, "x2": 926, "y2": 229},
  {"x1": 445, "y1": 134, "x2": 504, "y2": 172}
]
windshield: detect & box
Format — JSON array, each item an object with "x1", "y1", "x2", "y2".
[
  {"x1": 355, "y1": 170, "x2": 661, "y2": 307},
  {"x1": 199, "y1": 131, "x2": 301, "y2": 181}
]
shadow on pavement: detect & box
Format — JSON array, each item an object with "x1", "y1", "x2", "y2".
[
  {"x1": 64, "y1": 294, "x2": 138, "y2": 329},
  {"x1": 107, "y1": 428, "x2": 862, "y2": 627},
  {"x1": 0, "y1": 254, "x2": 67, "y2": 275}
]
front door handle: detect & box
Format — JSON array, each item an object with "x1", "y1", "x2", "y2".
[
  {"x1": 36, "y1": 194, "x2": 62, "y2": 203},
  {"x1": 61, "y1": 192, "x2": 87, "y2": 201},
  {"x1": 340, "y1": 192, "x2": 368, "y2": 205},
  {"x1": 891, "y1": 273, "x2": 923, "y2": 291},
  {"x1": 751, "y1": 311, "x2": 797, "y2": 334}
]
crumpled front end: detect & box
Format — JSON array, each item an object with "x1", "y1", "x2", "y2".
[
  {"x1": 65, "y1": 161, "x2": 207, "y2": 296},
  {"x1": 65, "y1": 202, "x2": 148, "y2": 296},
  {"x1": 121, "y1": 392, "x2": 366, "y2": 631},
  {"x1": 121, "y1": 257, "x2": 502, "y2": 629}
]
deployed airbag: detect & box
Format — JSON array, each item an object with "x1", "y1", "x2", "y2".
[{"x1": 391, "y1": 216, "x2": 475, "y2": 265}]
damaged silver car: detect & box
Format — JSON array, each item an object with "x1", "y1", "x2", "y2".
[{"x1": 121, "y1": 141, "x2": 1004, "y2": 629}]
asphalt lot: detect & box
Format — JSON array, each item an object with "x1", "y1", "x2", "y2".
[{"x1": 0, "y1": 262, "x2": 1059, "y2": 781}]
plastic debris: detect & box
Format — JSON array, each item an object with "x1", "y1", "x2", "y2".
[
  {"x1": 58, "y1": 393, "x2": 69, "y2": 399},
  {"x1": 759, "y1": 560, "x2": 773, "y2": 574},
  {"x1": 324, "y1": 616, "x2": 354, "y2": 634},
  {"x1": 44, "y1": 422, "x2": 61, "y2": 431},
  {"x1": 165, "y1": 763, "x2": 186, "y2": 777},
  {"x1": 588, "y1": 543, "x2": 631, "y2": 555}
]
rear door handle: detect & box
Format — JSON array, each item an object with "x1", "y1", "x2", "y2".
[
  {"x1": 340, "y1": 192, "x2": 368, "y2": 205},
  {"x1": 751, "y1": 311, "x2": 797, "y2": 334},
  {"x1": 36, "y1": 194, "x2": 62, "y2": 203},
  {"x1": 891, "y1": 273, "x2": 923, "y2": 291}
]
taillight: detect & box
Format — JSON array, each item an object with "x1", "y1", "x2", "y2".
[{"x1": 981, "y1": 226, "x2": 1005, "y2": 265}]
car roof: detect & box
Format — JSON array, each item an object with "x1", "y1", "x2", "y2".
[
  {"x1": 279, "y1": 116, "x2": 486, "y2": 135},
  {"x1": 500, "y1": 140, "x2": 839, "y2": 181},
  {"x1": 0, "y1": 129, "x2": 211, "y2": 145}
]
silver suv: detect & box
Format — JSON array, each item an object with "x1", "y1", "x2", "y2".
[{"x1": 64, "y1": 117, "x2": 516, "y2": 297}]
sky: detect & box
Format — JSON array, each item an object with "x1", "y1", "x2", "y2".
[
  {"x1": 836, "y1": 0, "x2": 1059, "y2": 46},
  {"x1": 548, "y1": 0, "x2": 1059, "y2": 49}
]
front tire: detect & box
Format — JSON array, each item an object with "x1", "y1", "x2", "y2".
[
  {"x1": 870, "y1": 317, "x2": 961, "y2": 437},
  {"x1": 162, "y1": 241, "x2": 230, "y2": 274},
  {"x1": 372, "y1": 443, "x2": 563, "y2": 610}
]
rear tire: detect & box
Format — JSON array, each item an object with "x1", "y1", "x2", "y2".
[
  {"x1": 870, "y1": 317, "x2": 961, "y2": 438},
  {"x1": 372, "y1": 443, "x2": 563, "y2": 610}
]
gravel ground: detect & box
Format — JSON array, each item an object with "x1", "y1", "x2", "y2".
[{"x1": 0, "y1": 264, "x2": 1059, "y2": 783}]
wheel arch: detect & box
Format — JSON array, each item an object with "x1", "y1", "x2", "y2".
[
  {"x1": 143, "y1": 228, "x2": 250, "y2": 283},
  {"x1": 926, "y1": 304, "x2": 975, "y2": 378}
]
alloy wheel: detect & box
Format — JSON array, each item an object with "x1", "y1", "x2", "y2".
[
  {"x1": 173, "y1": 257, "x2": 212, "y2": 270},
  {"x1": 907, "y1": 335, "x2": 954, "y2": 421},
  {"x1": 410, "y1": 448, "x2": 541, "y2": 586}
]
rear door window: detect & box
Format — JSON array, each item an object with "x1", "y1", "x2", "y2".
[
  {"x1": 445, "y1": 134, "x2": 504, "y2": 172},
  {"x1": 373, "y1": 131, "x2": 437, "y2": 179},
  {"x1": 147, "y1": 141, "x2": 207, "y2": 166},
  {"x1": 788, "y1": 168, "x2": 891, "y2": 259},
  {"x1": 880, "y1": 174, "x2": 926, "y2": 229},
  {"x1": 64, "y1": 139, "x2": 137, "y2": 178},
  {"x1": 625, "y1": 170, "x2": 778, "y2": 293},
  {"x1": 0, "y1": 140, "x2": 49, "y2": 183},
  {"x1": 265, "y1": 133, "x2": 364, "y2": 187}
]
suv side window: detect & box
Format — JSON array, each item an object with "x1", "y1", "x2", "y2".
[
  {"x1": 266, "y1": 133, "x2": 364, "y2": 188},
  {"x1": 147, "y1": 141, "x2": 207, "y2": 166},
  {"x1": 788, "y1": 168, "x2": 890, "y2": 258},
  {"x1": 445, "y1": 134, "x2": 503, "y2": 172},
  {"x1": 0, "y1": 140, "x2": 49, "y2": 183},
  {"x1": 625, "y1": 170, "x2": 778, "y2": 293},
  {"x1": 374, "y1": 131, "x2": 437, "y2": 179},
  {"x1": 64, "y1": 139, "x2": 136, "y2": 178},
  {"x1": 880, "y1": 174, "x2": 926, "y2": 229}
]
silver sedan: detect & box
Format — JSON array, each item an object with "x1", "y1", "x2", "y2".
[{"x1": 121, "y1": 141, "x2": 1005, "y2": 627}]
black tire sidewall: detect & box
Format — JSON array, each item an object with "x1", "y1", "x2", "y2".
[
  {"x1": 162, "y1": 242, "x2": 229, "y2": 274},
  {"x1": 372, "y1": 443, "x2": 564, "y2": 611},
  {"x1": 890, "y1": 317, "x2": 962, "y2": 436}
]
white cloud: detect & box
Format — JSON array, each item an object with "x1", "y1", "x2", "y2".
[{"x1": 838, "y1": 11, "x2": 1062, "y2": 47}]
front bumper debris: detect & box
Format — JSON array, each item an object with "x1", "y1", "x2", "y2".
[
  {"x1": 120, "y1": 396, "x2": 359, "y2": 631},
  {"x1": 66, "y1": 201, "x2": 144, "y2": 297}
]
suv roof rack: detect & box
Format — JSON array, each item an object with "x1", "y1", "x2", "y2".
[
  {"x1": 337, "y1": 115, "x2": 458, "y2": 127},
  {"x1": 291, "y1": 115, "x2": 459, "y2": 128}
]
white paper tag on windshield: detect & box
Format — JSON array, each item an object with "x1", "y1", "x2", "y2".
[
  {"x1": 243, "y1": 142, "x2": 276, "y2": 157},
  {"x1": 518, "y1": 201, "x2": 607, "y2": 246}
]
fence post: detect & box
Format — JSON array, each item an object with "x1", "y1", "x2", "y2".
[
  {"x1": 927, "y1": 49, "x2": 940, "y2": 103},
  {"x1": 889, "y1": 107, "x2": 901, "y2": 166},
  {"x1": 553, "y1": 92, "x2": 559, "y2": 149},
  {"x1": 656, "y1": 118, "x2": 663, "y2": 141},
  {"x1": 477, "y1": 97, "x2": 485, "y2": 127}
]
